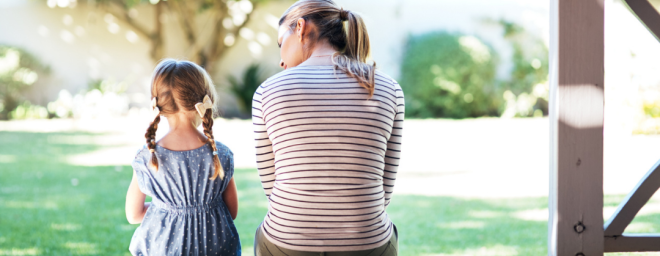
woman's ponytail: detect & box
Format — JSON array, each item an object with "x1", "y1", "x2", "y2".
[
  {"x1": 333, "y1": 9, "x2": 376, "y2": 96},
  {"x1": 342, "y1": 10, "x2": 369, "y2": 62}
]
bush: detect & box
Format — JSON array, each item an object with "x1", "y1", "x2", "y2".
[
  {"x1": 9, "y1": 101, "x2": 49, "y2": 119},
  {"x1": 399, "y1": 32, "x2": 502, "y2": 118},
  {"x1": 227, "y1": 63, "x2": 267, "y2": 115},
  {"x1": 496, "y1": 19, "x2": 549, "y2": 117},
  {"x1": 0, "y1": 45, "x2": 49, "y2": 120}
]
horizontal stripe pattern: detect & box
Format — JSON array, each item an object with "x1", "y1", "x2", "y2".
[{"x1": 252, "y1": 65, "x2": 404, "y2": 252}]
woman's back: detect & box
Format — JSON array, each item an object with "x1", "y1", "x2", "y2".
[{"x1": 252, "y1": 66, "x2": 404, "y2": 252}]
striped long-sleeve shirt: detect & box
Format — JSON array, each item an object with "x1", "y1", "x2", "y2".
[{"x1": 252, "y1": 65, "x2": 404, "y2": 252}]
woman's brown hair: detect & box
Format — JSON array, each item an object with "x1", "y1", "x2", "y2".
[
  {"x1": 145, "y1": 59, "x2": 224, "y2": 180},
  {"x1": 279, "y1": 0, "x2": 376, "y2": 96}
]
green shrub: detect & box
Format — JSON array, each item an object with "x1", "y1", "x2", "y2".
[
  {"x1": 399, "y1": 32, "x2": 502, "y2": 118},
  {"x1": 227, "y1": 63, "x2": 267, "y2": 115},
  {"x1": 9, "y1": 101, "x2": 49, "y2": 119},
  {"x1": 496, "y1": 19, "x2": 549, "y2": 117}
]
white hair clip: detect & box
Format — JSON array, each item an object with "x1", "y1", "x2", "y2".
[
  {"x1": 151, "y1": 97, "x2": 160, "y2": 119},
  {"x1": 194, "y1": 95, "x2": 213, "y2": 118}
]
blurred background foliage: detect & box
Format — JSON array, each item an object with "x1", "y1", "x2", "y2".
[
  {"x1": 227, "y1": 63, "x2": 268, "y2": 117},
  {"x1": 27, "y1": 0, "x2": 277, "y2": 119},
  {"x1": 400, "y1": 32, "x2": 501, "y2": 118},
  {"x1": 0, "y1": 45, "x2": 50, "y2": 120},
  {"x1": 399, "y1": 19, "x2": 549, "y2": 119},
  {"x1": 50, "y1": 0, "x2": 269, "y2": 72}
]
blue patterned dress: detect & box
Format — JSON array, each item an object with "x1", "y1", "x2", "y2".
[{"x1": 129, "y1": 141, "x2": 241, "y2": 256}]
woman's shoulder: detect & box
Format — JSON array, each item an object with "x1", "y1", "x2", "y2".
[
  {"x1": 262, "y1": 67, "x2": 298, "y2": 83},
  {"x1": 374, "y1": 69, "x2": 401, "y2": 90},
  {"x1": 260, "y1": 66, "x2": 335, "y2": 86}
]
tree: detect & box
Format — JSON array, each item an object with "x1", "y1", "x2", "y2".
[{"x1": 51, "y1": 0, "x2": 269, "y2": 72}]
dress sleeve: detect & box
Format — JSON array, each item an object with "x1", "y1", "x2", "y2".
[
  {"x1": 132, "y1": 146, "x2": 155, "y2": 197},
  {"x1": 219, "y1": 144, "x2": 235, "y2": 192},
  {"x1": 252, "y1": 85, "x2": 276, "y2": 197},
  {"x1": 384, "y1": 82, "x2": 405, "y2": 210}
]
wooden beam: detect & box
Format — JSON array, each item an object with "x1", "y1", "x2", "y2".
[
  {"x1": 624, "y1": 0, "x2": 660, "y2": 43},
  {"x1": 604, "y1": 159, "x2": 660, "y2": 236},
  {"x1": 604, "y1": 234, "x2": 660, "y2": 252},
  {"x1": 548, "y1": 0, "x2": 604, "y2": 255}
]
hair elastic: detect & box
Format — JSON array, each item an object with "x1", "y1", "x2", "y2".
[
  {"x1": 212, "y1": 151, "x2": 218, "y2": 156},
  {"x1": 339, "y1": 7, "x2": 349, "y2": 21}
]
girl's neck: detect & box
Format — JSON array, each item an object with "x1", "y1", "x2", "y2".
[{"x1": 158, "y1": 112, "x2": 207, "y2": 151}]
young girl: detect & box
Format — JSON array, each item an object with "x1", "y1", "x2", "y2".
[{"x1": 125, "y1": 59, "x2": 240, "y2": 256}]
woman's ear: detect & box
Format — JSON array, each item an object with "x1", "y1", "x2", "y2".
[{"x1": 296, "y1": 18, "x2": 306, "y2": 42}]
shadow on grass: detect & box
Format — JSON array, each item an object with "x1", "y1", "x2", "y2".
[
  {"x1": 0, "y1": 131, "x2": 135, "y2": 255},
  {"x1": 0, "y1": 131, "x2": 550, "y2": 255},
  {"x1": 8, "y1": 131, "x2": 657, "y2": 255},
  {"x1": 233, "y1": 167, "x2": 550, "y2": 256}
]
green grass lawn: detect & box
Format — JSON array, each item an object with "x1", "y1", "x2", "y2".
[{"x1": 0, "y1": 131, "x2": 658, "y2": 255}]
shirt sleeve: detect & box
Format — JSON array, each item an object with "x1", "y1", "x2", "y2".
[
  {"x1": 383, "y1": 82, "x2": 404, "y2": 210},
  {"x1": 252, "y1": 85, "x2": 276, "y2": 197}
]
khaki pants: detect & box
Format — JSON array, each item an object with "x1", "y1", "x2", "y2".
[{"x1": 254, "y1": 224, "x2": 398, "y2": 256}]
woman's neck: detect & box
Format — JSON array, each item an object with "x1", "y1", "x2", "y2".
[{"x1": 299, "y1": 42, "x2": 337, "y2": 66}]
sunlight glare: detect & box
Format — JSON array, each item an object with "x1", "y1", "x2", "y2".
[
  {"x1": 0, "y1": 247, "x2": 40, "y2": 255},
  {"x1": 51, "y1": 223, "x2": 82, "y2": 231},
  {"x1": 0, "y1": 155, "x2": 16, "y2": 163},
  {"x1": 512, "y1": 208, "x2": 548, "y2": 221},
  {"x1": 64, "y1": 242, "x2": 98, "y2": 255},
  {"x1": 62, "y1": 14, "x2": 73, "y2": 26}
]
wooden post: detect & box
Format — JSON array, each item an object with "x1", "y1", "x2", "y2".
[{"x1": 549, "y1": 0, "x2": 604, "y2": 255}]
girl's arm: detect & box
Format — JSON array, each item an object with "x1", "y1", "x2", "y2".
[
  {"x1": 222, "y1": 177, "x2": 238, "y2": 220},
  {"x1": 125, "y1": 170, "x2": 150, "y2": 224}
]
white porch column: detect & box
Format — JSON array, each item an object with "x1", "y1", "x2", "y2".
[{"x1": 549, "y1": 0, "x2": 605, "y2": 255}]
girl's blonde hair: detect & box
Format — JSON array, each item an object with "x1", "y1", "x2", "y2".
[
  {"x1": 279, "y1": 0, "x2": 376, "y2": 96},
  {"x1": 145, "y1": 59, "x2": 224, "y2": 180}
]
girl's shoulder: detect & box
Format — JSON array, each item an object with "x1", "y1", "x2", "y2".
[
  {"x1": 214, "y1": 140, "x2": 233, "y2": 158},
  {"x1": 133, "y1": 144, "x2": 149, "y2": 160},
  {"x1": 131, "y1": 145, "x2": 151, "y2": 174},
  {"x1": 136, "y1": 144, "x2": 148, "y2": 153}
]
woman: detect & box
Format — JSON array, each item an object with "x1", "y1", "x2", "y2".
[{"x1": 252, "y1": 0, "x2": 404, "y2": 255}]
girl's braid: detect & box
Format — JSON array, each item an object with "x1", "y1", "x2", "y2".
[
  {"x1": 202, "y1": 110, "x2": 223, "y2": 180},
  {"x1": 145, "y1": 115, "x2": 161, "y2": 171}
]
